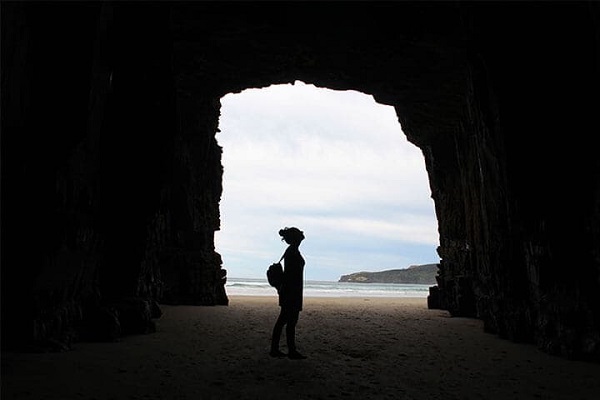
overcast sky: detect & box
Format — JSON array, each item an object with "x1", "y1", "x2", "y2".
[{"x1": 214, "y1": 81, "x2": 440, "y2": 282}]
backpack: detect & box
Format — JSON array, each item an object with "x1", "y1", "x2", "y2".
[{"x1": 267, "y1": 253, "x2": 285, "y2": 288}]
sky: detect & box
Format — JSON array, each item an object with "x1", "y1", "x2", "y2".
[{"x1": 214, "y1": 81, "x2": 440, "y2": 282}]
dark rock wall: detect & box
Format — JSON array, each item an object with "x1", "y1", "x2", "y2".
[
  {"x1": 2, "y1": 1, "x2": 599, "y2": 361},
  {"x1": 1, "y1": 2, "x2": 226, "y2": 349},
  {"x1": 436, "y1": 2, "x2": 600, "y2": 360},
  {"x1": 2, "y1": 2, "x2": 104, "y2": 349}
]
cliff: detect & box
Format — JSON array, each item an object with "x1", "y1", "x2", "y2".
[{"x1": 338, "y1": 264, "x2": 439, "y2": 284}]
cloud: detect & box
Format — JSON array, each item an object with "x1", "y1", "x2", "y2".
[{"x1": 215, "y1": 81, "x2": 439, "y2": 281}]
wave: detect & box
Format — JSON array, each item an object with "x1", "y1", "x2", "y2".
[
  {"x1": 225, "y1": 277, "x2": 431, "y2": 298},
  {"x1": 227, "y1": 282, "x2": 272, "y2": 288}
]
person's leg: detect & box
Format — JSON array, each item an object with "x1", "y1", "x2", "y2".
[
  {"x1": 270, "y1": 308, "x2": 287, "y2": 357},
  {"x1": 286, "y1": 310, "x2": 306, "y2": 359},
  {"x1": 285, "y1": 310, "x2": 298, "y2": 351}
]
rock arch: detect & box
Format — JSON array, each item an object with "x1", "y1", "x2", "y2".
[{"x1": 2, "y1": 2, "x2": 599, "y2": 361}]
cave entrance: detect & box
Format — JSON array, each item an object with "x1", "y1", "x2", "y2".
[{"x1": 215, "y1": 81, "x2": 439, "y2": 296}]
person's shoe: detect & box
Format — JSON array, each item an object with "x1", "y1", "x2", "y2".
[
  {"x1": 269, "y1": 349, "x2": 287, "y2": 358},
  {"x1": 288, "y1": 351, "x2": 307, "y2": 360}
]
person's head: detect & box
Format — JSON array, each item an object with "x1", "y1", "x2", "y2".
[{"x1": 279, "y1": 227, "x2": 305, "y2": 246}]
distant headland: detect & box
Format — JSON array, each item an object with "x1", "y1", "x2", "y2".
[{"x1": 338, "y1": 263, "x2": 439, "y2": 284}]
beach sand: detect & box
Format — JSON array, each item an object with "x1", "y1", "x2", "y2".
[{"x1": 3, "y1": 296, "x2": 600, "y2": 400}]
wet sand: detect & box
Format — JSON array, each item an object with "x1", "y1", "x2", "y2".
[{"x1": 3, "y1": 296, "x2": 600, "y2": 400}]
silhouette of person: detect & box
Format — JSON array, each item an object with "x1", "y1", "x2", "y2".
[{"x1": 270, "y1": 227, "x2": 307, "y2": 359}]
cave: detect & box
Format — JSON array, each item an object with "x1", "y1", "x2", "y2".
[{"x1": 1, "y1": 1, "x2": 599, "y2": 362}]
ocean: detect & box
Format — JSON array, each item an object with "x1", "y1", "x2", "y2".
[{"x1": 225, "y1": 277, "x2": 432, "y2": 298}]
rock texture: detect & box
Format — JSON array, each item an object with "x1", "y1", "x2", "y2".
[{"x1": 2, "y1": 2, "x2": 599, "y2": 361}]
